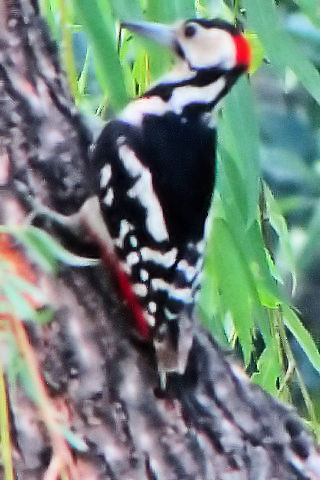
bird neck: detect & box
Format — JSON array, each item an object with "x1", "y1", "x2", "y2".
[
  {"x1": 147, "y1": 61, "x2": 243, "y2": 112},
  {"x1": 119, "y1": 62, "x2": 243, "y2": 127}
]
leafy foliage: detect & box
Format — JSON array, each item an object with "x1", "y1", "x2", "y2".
[{"x1": 7, "y1": 0, "x2": 320, "y2": 437}]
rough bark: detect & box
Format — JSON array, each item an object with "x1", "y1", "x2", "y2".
[{"x1": 1, "y1": 0, "x2": 320, "y2": 479}]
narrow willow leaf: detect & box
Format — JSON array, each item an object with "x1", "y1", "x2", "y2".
[
  {"x1": 39, "y1": 0, "x2": 59, "y2": 40},
  {"x1": 296, "y1": 202, "x2": 320, "y2": 273},
  {"x1": 2, "y1": 283, "x2": 37, "y2": 322},
  {"x1": 209, "y1": 218, "x2": 254, "y2": 365},
  {"x1": 14, "y1": 230, "x2": 57, "y2": 273},
  {"x1": 60, "y1": 427, "x2": 88, "y2": 452},
  {"x1": 174, "y1": 0, "x2": 195, "y2": 18},
  {"x1": 22, "y1": 227, "x2": 100, "y2": 268},
  {"x1": 132, "y1": 50, "x2": 150, "y2": 96},
  {"x1": 292, "y1": 0, "x2": 320, "y2": 27},
  {"x1": 5, "y1": 273, "x2": 46, "y2": 306},
  {"x1": 145, "y1": 0, "x2": 177, "y2": 23},
  {"x1": 219, "y1": 76, "x2": 259, "y2": 226},
  {"x1": 244, "y1": 0, "x2": 320, "y2": 105},
  {"x1": 74, "y1": 0, "x2": 128, "y2": 112},
  {"x1": 246, "y1": 221, "x2": 282, "y2": 308},
  {"x1": 264, "y1": 183, "x2": 296, "y2": 292},
  {"x1": 198, "y1": 260, "x2": 229, "y2": 347},
  {"x1": 144, "y1": 0, "x2": 177, "y2": 78},
  {"x1": 245, "y1": 32, "x2": 265, "y2": 75},
  {"x1": 0, "y1": 364, "x2": 14, "y2": 480},
  {"x1": 242, "y1": 0, "x2": 286, "y2": 75},
  {"x1": 217, "y1": 148, "x2": 248, "y2": 223},
  {"x1": 108, "y1": 0, "x2": 142, "y2": 21},
  {"x1": 283, "y1": 305, "x2": 320, "y2": 374},
  {"x1": 251, "y1": 345, "x2": 282, "y2": 395}
]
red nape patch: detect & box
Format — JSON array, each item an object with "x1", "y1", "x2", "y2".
[
  {"x1": 116, "y1": 266, "x2": 151, "y2": 340},
  {"x1": 233, "y1": 34, "x2": 251, "y2": 69}
]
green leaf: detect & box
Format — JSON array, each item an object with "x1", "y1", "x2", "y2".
[
  {"x1": 246, "y1": 32, "x2": 265, "y2": 74},
  {"x1": 108, "y1": 0, "x2": 142, "y2": 21},
  {"x1": 264, "y1": 183, "x2": 296, "y2": 292},
  {"x1": 292, "y1": 0, "x2": 320, "y2": 27},
  {"x1": 297, "y1": 201, "x2": 320, "y2": 273},
  {"x1": 21, "y1": 227, "x2": 100, "y2": 269},
  {"x1": 242, "y1": 0, "x2": 287, "y2": 75},
  {"x1": 246, "y1": 221, "x2": 281, "y2": 308},
  {"x1": 219, "y1": 76, "x2": 260, "y2": 226},
  {"x1": 251, "y1": 345, "x2": 282, "y2": 395},
  {"x1": 5, "y1": 273, "x2": 46, "y2": 306},
  {"x1": 60, "y1": 427, "x2": 88, "y2": 452},
  {"x1": 283, "y1": 305, "x2": 320, "y2": 374},
  {"x1": 74, "y1": 0, "x2": 128, "y2": 112},
  {"x1": 208, "y1": 218, "x2": 254, "y2": 365},
  {"x1": 145, "y1": 0, "x2": 177, "y2": 23},
  {"x1": 174, "y1": 0, "x2": 195, "y2": 18},
  {"x1": 2, "y1": 283, "x2": 37, "y2": 322},
  {"x1": 139, "y1": 0, "x2": 177, "y2": 79},
  {"x1": 198, "y1": 262, "x2": 229, "y2": 347},
  {"x1": 243, "y1": 0, "x2": 320, "y2": 105},
  {"x1": 0, "y1": 226, "x2": 100, "y2": 272}
]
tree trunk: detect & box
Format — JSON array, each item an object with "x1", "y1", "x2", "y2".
[{"x1": 1, "y1": 1, "x2": 320, "y2": 478}]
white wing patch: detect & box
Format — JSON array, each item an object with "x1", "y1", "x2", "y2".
[
  {"x1": 117, "y1": 143, "x2": 168, "y2": 243},
  {"x1": 100, "y1": 164, "x2": 112, "y2": 188},
  {"x1": 103, "y1": 187, "x2": 114, "y2": 206}
]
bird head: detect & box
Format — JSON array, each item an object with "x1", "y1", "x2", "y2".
[{"x1": 122, "y1": 18, "x2": 251, "y2": 73}]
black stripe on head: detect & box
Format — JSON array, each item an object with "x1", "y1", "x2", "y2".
[
  {"x1": 188, "y1": 18, "x2": 240, "y2": 36},
  {"x1": 173, "y1": 40, "x2": 186, "y2": 60},
  {"x1": 143, "y1": 65, "x2": 241, "y2": 102}
]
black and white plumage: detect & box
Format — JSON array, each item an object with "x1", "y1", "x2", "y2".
[{"x1": 92, "y1": 18, "x2": 250, "y2": 382}]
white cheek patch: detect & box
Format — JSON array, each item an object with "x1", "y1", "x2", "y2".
[{"x1": 184, "y1": 29, "x2": 236, "y2": 70}]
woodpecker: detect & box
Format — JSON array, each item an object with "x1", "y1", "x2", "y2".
[{"x1": 92, "y1": 18, "x2": 250, "y2": 386}]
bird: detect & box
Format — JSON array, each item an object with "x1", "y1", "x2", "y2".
[{"x1": 91, "y1": 18, "x2": 251, "y2": 387}]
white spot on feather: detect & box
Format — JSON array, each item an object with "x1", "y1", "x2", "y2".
[
  {"x1": 177, "y1": 259, "x2": 196, "y2": 282},
  {"x1": 129, "y1": 235, "x2": 138, "y2": 248},
  {"x1": 151, "y1": 278, "x2": 192, "y2": 303},
  {"x1": 148, "y1": 301, "x2": 157, "y2": 314},
  {"x1": 133, "y1": 283, "x2": 148, "y2": 297},
  {"x1": 100, "y1": 164, "x2": 112, "y2": 188},
  {"x1": 103, "y1": 188, "x2": 114, "y2": 206},
  {"x1": 115, "y1": 219, "x2": 134, "y2": 248},
  {"x1": 140, "y1": 269, "x2": 149, "y2": 282},
  {"x1": 126, "y1": 252, "x2": 140, "y2": 266},
  {"x1": 140, "y1": 247, "x2": 177, "y2": 268}
]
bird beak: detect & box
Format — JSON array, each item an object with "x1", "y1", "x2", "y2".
[{"x1": 121, "y1": 21, "x2": 175, "y2": 49}]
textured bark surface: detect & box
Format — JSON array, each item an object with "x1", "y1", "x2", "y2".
[{"x1": 1, "y1": 1, "x2": 320, "y2": 479}]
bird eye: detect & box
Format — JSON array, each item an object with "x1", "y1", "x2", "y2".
[{"x1": 184, "y1": 24, "x2": 196, "y2": 38}]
